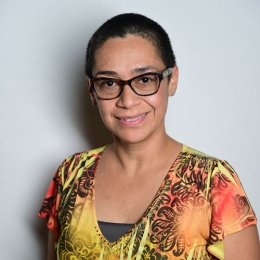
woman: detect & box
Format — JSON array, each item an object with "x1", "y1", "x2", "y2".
[{"x1": 39, "y1": 13, "x2": 260, "y2": 259}]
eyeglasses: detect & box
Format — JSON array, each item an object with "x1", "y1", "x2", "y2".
[{"x1": 89, "y1": 68, "x2": 172, "y2": 100}]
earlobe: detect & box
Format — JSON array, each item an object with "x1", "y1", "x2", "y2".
[
  {"x1": 90, "y1": 90, "x2": 97, "y2": 106},
  {"x1": 85, "y1": 76, "x2": 92, "y2": 90},
  {"x1": 170, "y1": 90, "x2": 176, "y2": 96},
  {"x1": 91, "y1": 96, "x2": 97, "y2": 106},
  {"x1": 86, "y1": 76, "x2": 97, "y2": 106},
  {"x1": 168, "y1": 65, "x2": 179, "y2": 96}
]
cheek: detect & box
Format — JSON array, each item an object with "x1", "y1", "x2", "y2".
[
  {"x1": 96, "y1": 104, "x2": 107, "y2": 119},
  {"x1": 96, "y1": 102, "x2": 113, "y2": 124},
  {"x1": 96, "y1": 108, "x2": 111, "y2": 131},
  {"x1": 147, "y1": 87, "x2": 169, "y2": 111}
]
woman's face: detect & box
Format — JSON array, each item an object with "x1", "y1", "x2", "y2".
[{"x1": 90, "y1": 34, "x2": 178, "y2": 144}]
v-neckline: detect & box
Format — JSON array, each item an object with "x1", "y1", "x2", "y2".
[{"x1": 91, "y1": 144, "x2": 186, "y2": 245}]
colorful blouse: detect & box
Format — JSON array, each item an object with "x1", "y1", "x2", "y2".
[{"x1": 38, "y1": 145, "x2": 257, "y2": 259}]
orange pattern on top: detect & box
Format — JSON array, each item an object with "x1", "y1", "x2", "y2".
[{"x1": 38, "y1": 145, "x2": 257, "y2": 259}]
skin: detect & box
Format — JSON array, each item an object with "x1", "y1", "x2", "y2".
[
  {"x1": 224, "y1": 225, "x2": 260, "y2": 260},
  {"x1": 47, "y1": 232, "x2": 55, "y2": 260},
  {"x1": 91, "y1": 35, "x2": 177, "y2": 146},
  {"x1": 47, "y1": 34, "x2": 260, "y2": 260},
  {"x1": 91, "y1": 35, "x2": 181, "y2": 225}
]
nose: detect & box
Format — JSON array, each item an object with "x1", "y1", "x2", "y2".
[{"x1": 116, "y1": 83, "x2": 141, "y2": 108}]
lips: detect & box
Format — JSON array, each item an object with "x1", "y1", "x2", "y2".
[{"x1": 116, "y1": 112, "x2": 148, "y2": 125}]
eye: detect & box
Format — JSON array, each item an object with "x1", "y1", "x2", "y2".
[
  {"x1": 98, "y1": 79, "x2": 117, "y2": 88},
  {"x1": 105, "y1": 80, "x2": 115, "y2": 87},
  {"x1": 140, "y1": 76, "x2": 151, "y2": 84},
  {"x1": 138, "y1": 75, "x2": 156, "y2": 84}
]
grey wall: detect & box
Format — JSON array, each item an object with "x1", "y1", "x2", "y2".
[{"x1": 1, "y1": 0, "x2": 259, "y2": 259}]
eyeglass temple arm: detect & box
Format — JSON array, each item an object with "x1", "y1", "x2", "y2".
[{"x1": 162, "y1": 68, "x2": 173, "y2": 78}]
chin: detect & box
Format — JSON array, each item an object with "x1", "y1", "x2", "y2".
[{"x1": 113, "y1": 129, "x2": 155, "y2": 145}]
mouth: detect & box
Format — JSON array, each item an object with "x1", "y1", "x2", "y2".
[{"x1": 116, "y1": 112, "x2": 148, "y2": 125}]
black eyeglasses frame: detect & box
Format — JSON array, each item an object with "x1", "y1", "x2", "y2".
[{"x1": 89, "y1": 67, "x2": 172, "y2": 100}]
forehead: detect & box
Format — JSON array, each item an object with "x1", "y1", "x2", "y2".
[{"x1": 92, "y1": 35, "x2": 164, "y2": 75}]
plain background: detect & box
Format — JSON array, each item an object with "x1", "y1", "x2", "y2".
[{"x1": 0, "y1": 0, "x2": 259, "y2": 259}]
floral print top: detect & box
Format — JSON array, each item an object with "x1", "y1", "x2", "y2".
[{"x1": 38, "y1": 145, "x2": 257, "y2": 259}]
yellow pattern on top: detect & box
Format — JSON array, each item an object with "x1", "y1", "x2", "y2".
[{"x1": 39, "y1": 145, "x2": 256, "y2": 259}]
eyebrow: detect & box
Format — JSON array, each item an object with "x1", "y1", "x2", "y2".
[
  {"x1": 133, "y1": 66, "x2": 159, "y2": 74},
  {"x1": 93, "y1": 66, "x2": 161, "y2": 78},
  {"x1": 94, "y1": 70, "x2": 118, "y2": 77}
]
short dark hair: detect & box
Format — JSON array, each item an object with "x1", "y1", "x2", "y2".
[{"x1": 85, "y1": 13, "x2": 176, "y2": 78}]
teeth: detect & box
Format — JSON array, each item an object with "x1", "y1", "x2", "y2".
[{"x1": 122, "y1": 113, "x2": 145, "y2": 122}]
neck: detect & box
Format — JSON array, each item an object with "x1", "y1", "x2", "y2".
[{"x1": 106, "y1": 131, "x2": 180, "y2": 175}]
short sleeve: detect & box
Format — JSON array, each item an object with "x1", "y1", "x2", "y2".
[
  {"x1": 38, "y1": 156, "x2": 73, "y2": 239},
  {"x1": 38, "y1": 147, "x2": 104, "y2": 241},
  {"x1": 209, "y1": 160, "x2": 257, "y2": 240},
  {"x1": 38, "y1": 166, "x2": 62, "y2": 237}
]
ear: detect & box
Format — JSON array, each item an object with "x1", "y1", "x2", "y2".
[
  {"x1": 85, "y1": 76, "x2": 97, "y2": 106},
  {"x1": 168, "y1": 65, "x2": 179, "y2": 96}
]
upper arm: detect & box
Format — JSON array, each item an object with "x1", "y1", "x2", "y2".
[
  {"x1": 208, "y1": 161, "x2": 258, "y2": 259},
  {"x1": 224, "y1": 225, "x2": 260, "y2": 260},
  {"x1": 47, "y1": 231, "x2": 56, "y2": 260}
]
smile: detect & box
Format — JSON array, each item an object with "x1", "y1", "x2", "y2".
[{"x1": 117, "y1": 113, "x2": 148, "y2": 125}]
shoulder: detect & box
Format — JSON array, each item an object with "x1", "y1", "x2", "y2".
[
  {"x1": 180, "y1": 144, "x2": 221, "y2": 170},
  {"x1": 182, "y1": 144, "x2": 218, "y2": 161},
  {"x1": 55, "y1": 146, "x2": 106, "y2": 187},
  {"x1": 179, "y1": 144, "x2": 238, "y2": 183},
  {"x1": 58, "y1": 145, "x2": 106, "y2": 170}
]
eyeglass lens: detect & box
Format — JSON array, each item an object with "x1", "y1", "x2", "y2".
[{"x1": 94, "y1": 73, "x2": 160, "y2": 99}]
